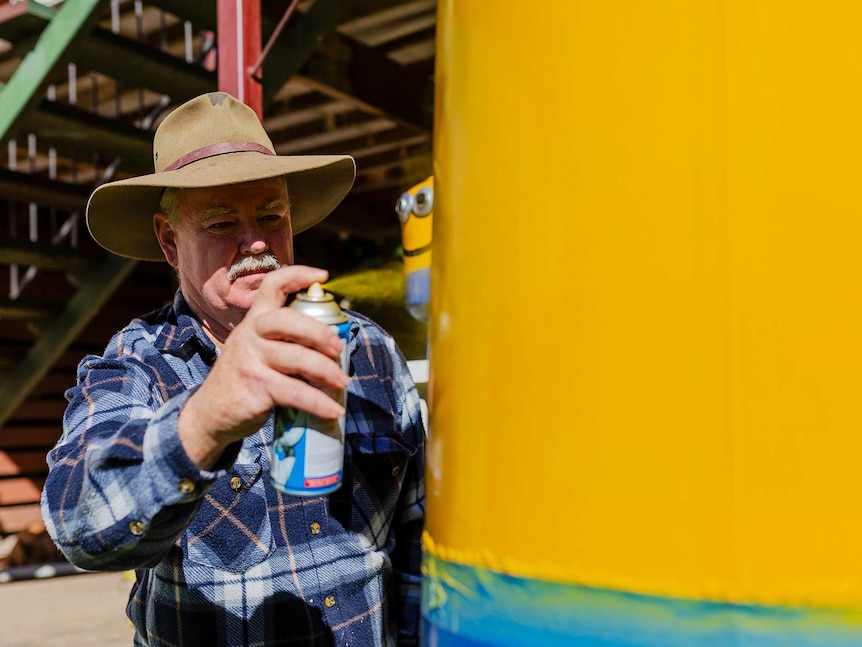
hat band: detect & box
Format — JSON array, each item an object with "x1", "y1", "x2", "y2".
[{"x1": 163, "y1": 141, "x2": 275, "y2": 171}]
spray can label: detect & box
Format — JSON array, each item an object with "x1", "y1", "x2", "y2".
[{"x1": 270, "y1": 284, "x2": 350, "y2": 496}]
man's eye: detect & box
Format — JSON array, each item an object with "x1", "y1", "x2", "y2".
[{"x1": 207, "y1": 221, "x2": 233, "y2": 231}]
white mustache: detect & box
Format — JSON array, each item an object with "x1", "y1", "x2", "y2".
[{"x1": 228, "y1": 254, "x2": 281, "y2": 281}]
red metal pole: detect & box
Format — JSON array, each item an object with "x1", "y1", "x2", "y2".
[{"x1": 217, "y1": 0, "x2": 263, "y2": 119}]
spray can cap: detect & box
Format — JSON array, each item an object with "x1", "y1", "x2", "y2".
[
  {"x1": 305, "y1": 282, "x2": 326, "y2": 300},
  {"x1": 290, "y1": 282, "x2": 348, "y2": 324}
]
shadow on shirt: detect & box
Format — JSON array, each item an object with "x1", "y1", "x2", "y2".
[{"x1": 129, "y1": 561, "x2": 337, "y2": 646}]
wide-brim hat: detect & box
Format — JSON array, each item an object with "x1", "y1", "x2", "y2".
[{"x1": 86, "y1": 92, "x2": 356, "y2": 261}]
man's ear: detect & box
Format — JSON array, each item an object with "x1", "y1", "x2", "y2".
[{"x1": 153, "y1": 213, "x2": 179, "y2": 268}]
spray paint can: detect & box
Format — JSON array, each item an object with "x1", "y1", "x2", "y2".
[{"x1": 270, "y1": 282, "x2": 350, "y2": 496}]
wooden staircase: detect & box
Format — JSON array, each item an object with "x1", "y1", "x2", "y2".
[{"x1": 0, "y1": 0, "x2": 435, "y2": 535}]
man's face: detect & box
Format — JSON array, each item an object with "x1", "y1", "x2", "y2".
[{"x1": 154, "y1": 177, "x2": 293, "y2": 334}]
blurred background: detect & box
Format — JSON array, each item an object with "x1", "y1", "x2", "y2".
[{"x1": 0, "y1": 0, "x2": 433, "y2": 570}]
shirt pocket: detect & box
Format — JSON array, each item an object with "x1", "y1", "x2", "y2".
[
  {"x1": 330, "y1": 433, "x2": 415, "y2": 549},
  {"x1": 182, "y1": 460, "x2": 274, "y2": 573}
]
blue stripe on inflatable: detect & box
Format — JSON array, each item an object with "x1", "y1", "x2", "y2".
[{"x1": 422, "y1": 555, "x2": 862, "y2": 646}]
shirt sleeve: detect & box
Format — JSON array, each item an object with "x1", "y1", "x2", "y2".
[{"x1": 40, "y1": 350, "x2": 231, "y2": 572}]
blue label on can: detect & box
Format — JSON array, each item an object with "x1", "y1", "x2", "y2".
[
  {"x1": 333, "y1": 320, "x2": 351, "y2": 371},
  {"x1": 270, "y1": 319, "x2": 350, "y2": 496}
]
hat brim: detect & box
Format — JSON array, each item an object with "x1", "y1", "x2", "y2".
[{"x1": 86, "y1": 152, "x2": 356, "y2": 261}]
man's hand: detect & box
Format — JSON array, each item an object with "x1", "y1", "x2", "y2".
[{"x1": 178, "y1": 266, "x2": 349, "y2": 470}]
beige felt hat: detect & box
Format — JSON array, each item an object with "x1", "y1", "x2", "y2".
[{"x1": 86, "y1": 92, "x2": 356, "y2": 261}]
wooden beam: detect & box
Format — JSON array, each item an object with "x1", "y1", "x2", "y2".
[
  {"x1": 0, "y1": 503, "x2": 42, "y2": 534},
  {"x1": 0, "y1": 450, "x2": 47, "y2": 477},
  {"x1": 388, "y1": 38, "x2": 435, "y2": 66},
  {"x1": 145, "y1": 0, "x2": 434, "y2": 130},
  {"x1": 0, "y1": 239, "x2": 96, "y2": 274},
  {"x1": 0, "y1": 254, "x2": 137, "y2": 429},
  {"x1": 258, "y1": 0, "x2": 347, "y2": 106},
  {"x1": 0, "y1": 425, "x2": 65, "y2": 447},
  {"x1": 263, "y1": 100, "x2": 356, "y2": 131},
  {"x1": 149, "y1": 0, "x2": 423, "y2": 35},
  {"x1": 0, "y1": 477, "x2": 43, "y2": 506},
  {"x1": 75, "y1": 26, "x2": 216, "y2": 100},
  {"x1": 146, "y1": 0, "x2": 218, "y2": 32},
  {"x1": 337, "y1": 0, "x2": 436, "y2": 47},
  {"x1": 273, "y1": 117, "x2": 396, "y2": 154},
  {"x1": 355, "y1": 153, "x2": 431, "y2": 183},
  {"x1": 297, "y1": 42, "x2": 433, "y2": 132},
  {"x1": 348, "y1": 133, "x2": 429, "y2": 159},
  {"x1": 19, "y1": 99, "x2": 153, "y2": 173},
  {"x1": 0, "y1": 168, "x2": 90, "y2": 213},
  {"x1": 0, "y1": 299, "x2": 58, "y2": 321},
  {"x1": 337, "y1": 0, "x2": 435, "y2": 37}
]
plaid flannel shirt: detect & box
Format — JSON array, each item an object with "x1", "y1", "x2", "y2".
[{"x1": 41, "y1": 291, "x2": 425, "y2": 647}]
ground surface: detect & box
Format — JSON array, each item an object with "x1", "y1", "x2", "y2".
[{"x1": 0, "y1": 571, "x2": 134, "y2": 646}]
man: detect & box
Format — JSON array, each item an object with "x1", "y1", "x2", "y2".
[{"x1": 41, "y1": 92, "x2": 425, "y2": 647}]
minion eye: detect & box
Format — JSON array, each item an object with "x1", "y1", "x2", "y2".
[
  {"x1": 395, "y1": 192, "x2": 413, "y2": 223},
  {"x1": 413, "y1": 187, "x2": 434, "y2": 217}
]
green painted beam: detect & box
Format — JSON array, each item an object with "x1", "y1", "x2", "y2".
[
  {"x1": 0, "y1": 3, "x2": 215, "y2": 101},
  {"x1": 0, "y1": 0, "x2": 138, "y2": 432},
  {"x1": 0, "y1": 2, "x2": 53, "y2": 56},
  {"x1": 0, "y1": 254, "x2": 137, "y2": 429},
  {"x1": 0, "y1": 0, "x2": 110, "y2": 143},
  {"x1": 0, "y1": 81, "x2": 154, "y2": 172}
]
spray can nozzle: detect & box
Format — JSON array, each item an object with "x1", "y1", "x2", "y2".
[{"x1": 305, "y1": 282, "x2": 325, "y2": 300}]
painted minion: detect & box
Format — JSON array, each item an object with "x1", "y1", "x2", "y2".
[{"x1": 395, "y1": 176, "x2": 433, "y2": 322}]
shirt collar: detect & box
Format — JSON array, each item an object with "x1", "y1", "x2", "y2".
[{"x1": 151, "y1": 290, "x2": 219, "y2": 362}]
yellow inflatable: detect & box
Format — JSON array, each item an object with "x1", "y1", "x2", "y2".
[{"x1": 423, "y1": 1, "x2": 862, "y2": 645}]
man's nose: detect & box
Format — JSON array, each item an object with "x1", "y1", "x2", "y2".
[{"x1": 240, "y1": 229, "x2": 269, "y2": 255}]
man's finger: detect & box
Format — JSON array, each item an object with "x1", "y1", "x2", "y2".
[
  {"x1": 272, "y1": 375, "x2": 346, "y2": 419},
  {"x1": 261, "y1": 340, "x2": 349, "y2": 391},
  {"x1": 255, "y1": 308, "x2": 343, "y2": 358},
  {"x1": 247, "y1": 265, "x2": 329, "y2": 314}
]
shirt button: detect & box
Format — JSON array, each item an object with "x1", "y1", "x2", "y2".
[
  {"x1": 230, "y1": 477, "x2": 242, "y2": 492},
  {"x1": 177, "y1": 479, "x2": 195, "y2": 495},
  {"x1": 324, "y1": 595, "x2": 336, "y2": 608},
  {"x1": 392, "y1": 466, "x2": 400, "y2": 476},
  {"x1": 129, "y1": 521, "x2": 145, "y2": 536},
  {"x1": 310, "y1": 522, "x2": 321, "y2": 535}
]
